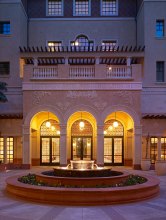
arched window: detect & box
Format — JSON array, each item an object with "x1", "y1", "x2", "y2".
[{"x1": 71, "y1": 35, "x2": 94, "y2": 51}]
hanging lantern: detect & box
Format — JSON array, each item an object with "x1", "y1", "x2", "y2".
[
  {"x1": 46, "y1": 121, "x2": 51, "y2": 128},
  {"x1": 79, "y1": 121, "x2": 85, "y2": 130}
]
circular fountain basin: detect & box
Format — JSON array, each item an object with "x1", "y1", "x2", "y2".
[
  {"x1": 70, "y1": 160, "x2": 95, "y2": 170},
  {"x1": 6, "y1": 173, "x2": 160, "y2": 206},
  {"x1": 36, "y1": 168, "x2": 128, "y2": 187}
]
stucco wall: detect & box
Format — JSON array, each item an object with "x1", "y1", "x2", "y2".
[{"x1": 28, "y1": 19, "x2": 136, "y2": 47}]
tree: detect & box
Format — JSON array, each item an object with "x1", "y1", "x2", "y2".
[{"x1": 0, "y1": 82, "x2": 7, "y2": 102}]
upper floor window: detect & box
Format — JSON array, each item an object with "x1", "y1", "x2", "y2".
[
  {"x1": 71, "y1": 35, "x2": 94, "y2": 51},
  {"x1": 156, "y1": 20, "x2": 164, "y2": 38},
  {"x1": 101, "y1": 0, "x2": 118, "y2": 16},
  {"x1": 48, "y1": 0, "x2": 63, "y2": 16},
  {"x1": 102, "y1": 40, "x2": 117, "y2": 51},
  {"x1": 156, "y1": 61, "x2": 164, "y2": 82},
  {"x1": 0, "y1": 21, "x2": 10, "y2": 34},
  {"x1": 0, "y1": 62, "x2": 10, "y2": 76},
  {"x1": 74, "y1": 0, "x2": 90, "y2": 16},
  {"x1": 48, "y1": 41, "x2": 62, "y2": 51}
]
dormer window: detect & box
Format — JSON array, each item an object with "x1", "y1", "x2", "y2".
[{"x1": 71, "y1": 35, "x2": 94, "y2": 51}]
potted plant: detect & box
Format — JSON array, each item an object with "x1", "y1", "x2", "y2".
[{"x1": 141, "y1": 133, "x2": 151, "y2": 171}]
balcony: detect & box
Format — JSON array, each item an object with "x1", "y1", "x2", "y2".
[{"x1": 22, "y1": 64, "x2": 142, "y2": 82}]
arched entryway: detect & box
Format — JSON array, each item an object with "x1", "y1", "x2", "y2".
[
  {"x1": 104, "y1": 119, "x2": 124, "y2": 165},
  {"x1": 71, "y1": 119, "x2": 93, "y2": 160},
  {"x1": 67, "y1": 111, "x2": 97, "y2": 162},
  {"x1": 103, "y1": 111, "x2": 135, "y2": 167}
]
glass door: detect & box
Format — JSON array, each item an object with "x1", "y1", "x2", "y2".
[
  {"x1": 104, "y1": 137, "x2": 124, "y2": 165},
  {"x1": 41, "y1": 137, "x2": 60, "y2": 165},
  {"x1": 41, "y1": 137, "x2": 50, "y2": 164},
  {"x1": 72, "y1": 137, "x2": 92, "y2": 160}
]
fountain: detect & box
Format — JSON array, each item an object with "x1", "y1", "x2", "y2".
[{"x1": 6, "y1": 161, "x2": 160, "y2": 206}]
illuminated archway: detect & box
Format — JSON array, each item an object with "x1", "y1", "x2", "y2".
[
  {"x1": 67, "y1": 111, "x2": 97, "y2": 161},
  {"x1": 104, "y1": 111, "x2": 135, "y2": 166}
]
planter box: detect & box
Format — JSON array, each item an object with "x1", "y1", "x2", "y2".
[
  {"x1": 155, "y1": 160, "x2": 166, "y2": 176},
  {"x1": 141, "y1": 159, "x2": 151, "y2": 171}
]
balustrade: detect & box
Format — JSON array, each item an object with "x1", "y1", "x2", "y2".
[
  {"x1": 33, "y1": 67, "x2": 58, "y2": 79},
  {"x1": 106, "y1": 66, "x2": 132, "y2": 79}
]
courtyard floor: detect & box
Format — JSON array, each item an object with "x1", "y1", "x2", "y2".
[{"x1": 0, "y1": 166, "x2": 166, "y2": 220}]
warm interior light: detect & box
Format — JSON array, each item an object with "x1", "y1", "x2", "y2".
[
  {"x1": 51, "y1": 126, "x2": 55, "y2": 131},
  {"x1": 108, "y1": 125, "x2": 113, "y2": 131},
  {"x1": 113, "y1": 121, "x2": 118, "y2": 128},
  {"x1": 46, "y1": 121, "x2": 51, "y2": 128},
  {"x1": 109, "y1": 66, "x2": 112, "y2": 71},
  {"x1": 75, "y1": 41, "x2": 79, "y2": 46},
  {"x1": 57, "y1": 130, "x2": 60, "y2": 135},
  {"x1": 104, "y1": 130, "x2": 107, "y2": 135},
  {"x1": 79, "y1": 121, "x2": 85, "y2": 130}
]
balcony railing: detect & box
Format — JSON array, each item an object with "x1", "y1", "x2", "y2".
[
  {"x1": 33, "y1": 67, "x2": 58, "y2": 79},
  {"x1": 106, "y1": 66, "x2": 132, "y2": 79},
  {"x1": 24, "y1": 64, "x2": 140, "y2": 81},
  {"x1": 69, "y1": 66, "x2": 95, "y2": 79}
]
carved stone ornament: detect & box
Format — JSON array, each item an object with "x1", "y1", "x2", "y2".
[
  {"x1": 33, "y1": 91, "x2": 52, "y2": 105},
  {"x1": 94, "y1": 101, "x2": 107, "y2": 111},
  {"x1": 66, "y1": 91, "x2": 97, "y2": 99}
]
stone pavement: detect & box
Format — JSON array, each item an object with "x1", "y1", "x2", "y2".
[{"x1": 0, "y1": 167, "x2": 166, "y2": 220}]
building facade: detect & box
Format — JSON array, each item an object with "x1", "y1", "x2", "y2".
[{"x1": 0, "y1": 0, "x2": 166, "y2": 169}]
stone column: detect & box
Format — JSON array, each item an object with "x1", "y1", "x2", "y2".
[
  {"x1": 60, "y1": 124, "x2": 67, "y2": 166},
  {"x1": 133, "y1": 125, "x2": 142, "y2": 169},
  {"x1": 157, "y1": 137, "x2": 161, "y2": 160},
  {"x1": 22, "y1": 125, "x2": 31, "y2": 169},
  {"x1": 96, "y1": 125, "x2": 104, "y2": 166}
]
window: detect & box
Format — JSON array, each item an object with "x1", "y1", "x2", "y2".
[
  {"x1": 156, "y1": 20, "x2": 164, "y2": 37},
  {"x1": 102, "y1": 40, "x2": 117, "y2": 51},
  {"x1": 7, "y1": 137, "x2": 14, "y2": 163},
  {"x1": 48, "y1": 0, "x2": 63, "y2": 16},
  {"x1": 74, "y1": 0, "x2": 90, "y2": 16},
  {"x1": 0, "y1": 21, "x2": 10, "y2": 34},
  {"x1": 71, "y1": 35, "x2": 94, "y2": 51},
  {"x1": 150, "y1": 137, "x2": 157, "y2": 164},
  {"x1": 101, "y1": 0, "x2": 117, "y2": 16},
  {"x1": 161, "y1": 138, "x2": 166, "y2": 160},
  {"x1": 48, "y1": 41, "x2": 62, "y2": 51},
  {"x1": 0, "y1": 138, "x2": 4, "y2": 163},
  {"x1": 156, "y1": 61, "x2": 164, "y2": 82},
  {"x1": 0, "y1": 62, "x2": 10, "y2": 75}
]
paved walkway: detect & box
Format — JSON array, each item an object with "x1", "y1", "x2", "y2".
[{"x1": 0, "y1": 167, "x2": 166, "y2": 220}]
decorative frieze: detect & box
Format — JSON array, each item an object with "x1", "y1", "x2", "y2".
[
  {"x1": 67, "y1": 91, "x2": 97, "y2": 99},
  {"x1": 32, "y1": 91, "x2": 52, "y2": 105}
]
